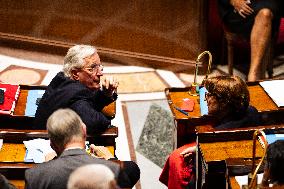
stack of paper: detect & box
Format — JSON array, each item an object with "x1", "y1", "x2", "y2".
[
  {"x1": 25, "y1": 90, "x2": 45, "y2": 117},
  {"x1": 23, "y1": 139, "x2": 55, "y2": 163},
  {"x1": 199, "y1": 87, "x2": 208, "y2": 116},
  {"x1": 235, "y1": 173, "x2": 263, "y2": 188},
  {"x1": 260, "y1": 80, "x2": 284, "y2": 107}
]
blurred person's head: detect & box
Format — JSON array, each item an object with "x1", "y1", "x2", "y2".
[
  {"x1": 0, "y1": 174, "x2": 17, "y2": 189},
  {"x1": 47, "y1": 108, "x2": 87, "y2": 155},
  {"x1": 203, "y1": 75, "x2": 249, "y2": 120},
  {"x1": 63, "y1": 45, "x2": 103, "y2": 90},
  {"x1": 266, "y1": 140, "x2": 284, "y2": 185},
  {"x1": 67, "y1": 164, "x2": 118, "y2": 189}
]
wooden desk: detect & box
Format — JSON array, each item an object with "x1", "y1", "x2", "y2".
[
  {"x1": 0, "y1": 85, "x2": 118, "y2": 188},
  {"x1": 196, "y1": 124, "x2": 284, "y2": 189},
  {"x1": 0, "y1": 129, "x2": 118, "y2": 189},
  {"x1": 165, "y1": 81, "x2": 284, "y2": 147},
  {"x1": 0, "y1": 85, "x2": 118, "y2": 153},
  {"x1": 226, "y1": 158, "x2": 264, "y2": 189},
  {"x1": 0, "y1": 162, "x2": 34, "y2": 189},
  {"x1": 14, "y1": 85, "x2": 116, "y2": 118},
  {"x1": 0, "y1": 128, "x2": 117, "y2": 155}
]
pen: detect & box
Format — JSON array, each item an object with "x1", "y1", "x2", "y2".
[{"x1": 173, "y1": 105, "x2": 189, "y2": 116}]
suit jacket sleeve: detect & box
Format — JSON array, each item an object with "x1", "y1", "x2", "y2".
[
  {"x1": 70, "y1": 100, "x2": 111, "y2": 133},
  {"x1": 69, "y1": 90, "x2": 117, "y2": 133},
  {"x1": 93, "y1": 90, "x2": 118, "y2": 110}
]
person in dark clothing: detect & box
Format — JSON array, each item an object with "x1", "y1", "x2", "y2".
[
  {"x1": 26, "y1": 108, "x2": 140, "y2": 189},
  {"x1": 217, "y1": 0, "x2": 283, "y2": 81},
  {"x1": 203, "y1": 75, "x2": 260, "y2": 130},
  {"x1": 35, "y1": 45, "x2": 118, "y2": 134},
  {"x1": 261, "y1": 140, "x2": 284, "y2": 187},
  {"x1": 0, "y1": 174, "x2": 17, "y2": 189},
  {"x1": 159, "y1": 75, "x2": 261, "y2": 189}
]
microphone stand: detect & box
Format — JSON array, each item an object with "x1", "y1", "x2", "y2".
[{"x1": 189, "y1": 51, "x2": 212, "y2": 96}]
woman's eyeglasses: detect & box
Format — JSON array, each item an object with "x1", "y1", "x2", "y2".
[{"x1": 204, "y1": 91, "x2": 214, "y2": 101}]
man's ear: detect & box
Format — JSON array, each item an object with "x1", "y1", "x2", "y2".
[
  {"x1": 71, "y1": 69, "x2": 80, "y2": 80},
  {"x1": 50, "y1": 140, "x2": 62, "y2": 155},
  {"x1": 50, "y1": 140, "x2": 57, "y2": 152},
  {"x1": 81, "y1": 122, "x2": 87, "y2": 139}
]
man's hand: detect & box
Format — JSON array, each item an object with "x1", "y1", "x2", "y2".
[
  {"x1": 90, "y1": 144, "x2": 114, "y2": 160},
  {"x1": 230, "y1": 0, "x2": 254, "y2": 18},
  {"x1": 44, "y1": 151, "x2": 57, "y2": 162},
  {"x1": 101, "y1": 76, "x2": 119, "y2": 97}
]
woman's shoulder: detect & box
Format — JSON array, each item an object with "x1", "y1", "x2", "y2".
[{"x1": 215, "y1": 105, "x2": 261, "y2": 130}]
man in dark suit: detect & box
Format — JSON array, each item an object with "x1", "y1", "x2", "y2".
[
  {"x1": 35, "y1": 45, "x2": 119, "y2": 134},
  {"x1": 25, "y1": 108, "x2": 140, "y2": 189}
]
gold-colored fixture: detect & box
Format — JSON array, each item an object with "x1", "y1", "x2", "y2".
[
  {"x1": 189, "y1": 51, "x2": 212, "y2": 96},
  {"x1": 242, "y1": 130, "x2": 268, "y2": 189}
]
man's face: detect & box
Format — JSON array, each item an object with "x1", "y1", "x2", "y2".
[{"x1": 73, "y1": 53, "x2": 103, "y2": 90}]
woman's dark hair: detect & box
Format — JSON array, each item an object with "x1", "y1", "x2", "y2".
[
  {"x1": 266, "y1": 140, "x2": 284, "y2": 184},
  {"x1": 203, "y1": 75, "x2": 250, "y2": 117}
]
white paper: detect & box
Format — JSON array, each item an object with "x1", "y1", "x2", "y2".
[
  {"x1": 260, "y1": 80, "x2": 284, "y2": 107},
  {"x1": 235, "y1": 173, "x2": 263, "y2": 187},
  {"x1": 23, "y1": 139, "x2": 55, "y2": 163}
]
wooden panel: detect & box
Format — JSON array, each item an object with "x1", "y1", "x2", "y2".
[
  {"x1": 199, "y1": 140, "x2": 264, "y2": 163},
  {"x1": 0, "y1": 143, "x2": 26, "y2": 162},
  {"x1": 0, "y1": 0, "x2": 208, "y2": 64}
]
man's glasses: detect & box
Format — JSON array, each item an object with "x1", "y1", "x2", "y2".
[{"x1": 83, "y1": 64, "x2": 104, "y2": 74}]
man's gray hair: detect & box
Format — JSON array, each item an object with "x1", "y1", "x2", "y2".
[
  {"x1": 63, "y1": 45, "x2": 97, "y2": 77},
  {"x1": 47, "y1": 108, "x2": 85, "y2": 149},
  {"x1": 67, "y1": 164, "x2": 117, "y2": 189}
]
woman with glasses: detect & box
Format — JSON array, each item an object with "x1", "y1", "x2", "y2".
[
  {"x1": 159, "y1": 75, "x2": 261, "y2": 189},
  {"x1": 34, "y1": 45, "x2": 119, "y2": 134}
]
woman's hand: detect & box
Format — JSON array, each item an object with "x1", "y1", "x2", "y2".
[
  {"x1": 180, "y1": 146, "x2": 196, "y2": 158},
  {"x1": 230, "y1": 0, "x2": 254, "y2": 18}
]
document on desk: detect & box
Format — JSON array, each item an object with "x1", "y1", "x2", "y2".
[
  {"x1": 235, "y1": 173, "x2": 263, "y2": 187},
  {"x1": 199, "y1": 87, "x2": 208, "y2": 115},
  {"x1": 25, "y1": 89, "x2": 45, "y2": 116},
  {"x1": 24, "y1": 139, "x2": 55, "y2": 163},
  {"x1": 260, "y1": 80, "x2": 284, "y2": 107}
]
